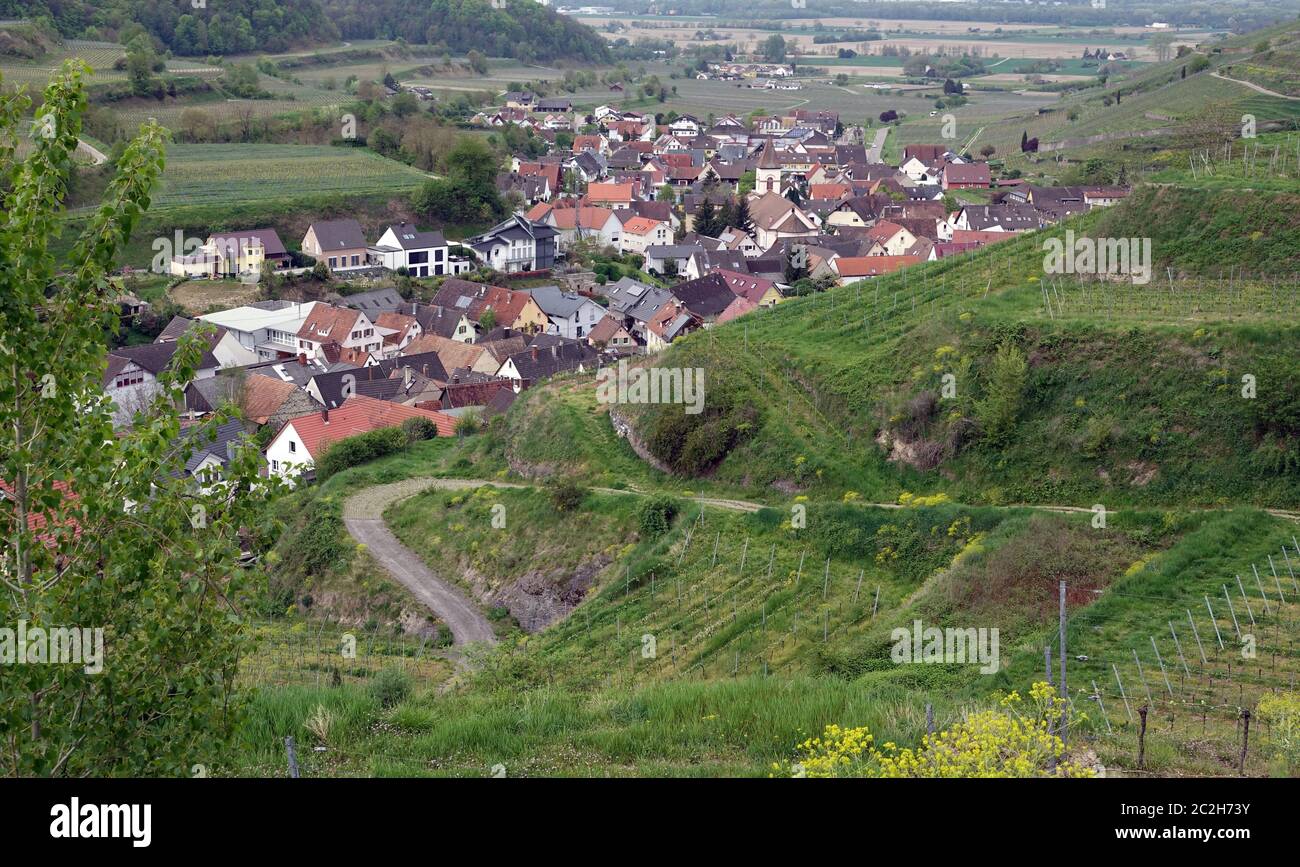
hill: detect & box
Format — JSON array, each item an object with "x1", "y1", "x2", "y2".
[
  {"x1": 2, "y1": 0, "x2": 611, "y2": 62},
  {"x1": 319, "y1": 0, "x2": 611, "y2": 64},
  {"x1": 500, "y1": 192, "x2": 1300, "y2": 510}
]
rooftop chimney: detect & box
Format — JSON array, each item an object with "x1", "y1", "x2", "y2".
[
  {"x1": 531, "y1": 346, "x2": 539, "y2": 361},
  {"x1": 550, "y1": 344, "x2": 558, "y2": 359},
  {"x1": 321, "y1": 407, "x2": 329, "y2": 424},
  {"x1": 298, "y1": 352, "x2": 307, "y2": 365}
]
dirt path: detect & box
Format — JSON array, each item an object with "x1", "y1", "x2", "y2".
[
  {"x1": 1212, "y1": 70, "x2": 1300, "y2": 101},
  {"x1": 76, "y1": 139, "x2": 107, "y2": 165},
  {"x1": 343, "y1": 476, "x2": 1300, "y2": 635},
  {"x1": 344, "y1": 479, "x2": 497, "y2": 647}
]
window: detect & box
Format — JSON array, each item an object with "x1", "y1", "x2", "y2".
[
  {"x1": 272, "y1": 460, "x2": 279, "y2": 471},
  {"x1": 328, "y1": 257, "x2": 337, "y2": 268},
  {"x1": 289, "y1": 441, "x2": 296, "y2": 453},
  {"x1": 351, "y1": 255, "x2": 359, "y2": 267},
  {"x1": 409, "y1": 251, "x2": 428, "y2": 265}
]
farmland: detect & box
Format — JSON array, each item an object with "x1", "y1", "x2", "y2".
[{"x1": 150, "y1": 144, "x2": 431, "y2": 209}]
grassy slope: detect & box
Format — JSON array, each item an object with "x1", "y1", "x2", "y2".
[{"x1": 503, "y1": 194, "x2": 1300, "y2": 509}]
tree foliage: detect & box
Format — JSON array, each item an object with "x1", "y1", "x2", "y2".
[{"x1": 0, "y1": 63, "x2": 281, "y2": 775}]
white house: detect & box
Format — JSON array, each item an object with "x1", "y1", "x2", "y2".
[
  {"x1": 104, "y1": 341, "x2": 219, "y2": 428},
  {"x1": 618, "y1": 215, "x2": 672, "y2": 255},
  {"x1": 264, "y1": 397, "x2": 453, "y2": 483},
  {"x1": 197, "y1": 300, "x2": 321, "y2": 362},
  {"x1": 294, "y1": 304, "x2": 396, "y2": 364},
  {"x1": 526, "y1": 285, "x2": 606, "y2": 339},
  {"x1": 370, "y1": 223, "x2": 448, "y2": 277}
]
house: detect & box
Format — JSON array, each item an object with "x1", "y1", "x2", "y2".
[
  {"x1": 104, "y1": 341, "x2": 220, "y2": 428},
  {"x1": 526, "y1": 285, "x2": 606, "y2": 339},
  {"x1": 668, "y1": 115, "x2": 702, "y2": 137},
  {"x1": 535, "y1": 97, "x2": 572, "y2": 113},
  {"x1": 644, "y1": 244, "x2": 702, "y2": 277},
  {"x1": 294, "y1": 304, "x2": 395, "y2": 364},
  {"x1": 302, "y1": 219, "x2": 369, "y2": 272},
  {"x1": 587, "y1": 313, "x2": 637, "y2": 350},
  {"x1": 370, "y1": 223, "x2": 448, "y2": 277},
  {"x1": 504, "y1": 91, "x2": 536, "y2": 110},
  {"x1": 746, "y1": 192, "x2": 820, "y2": 250},
  {"x1": 305, "y1": 351, "x2": 449, "y2": 408},
  {"x1": 401, "y1": 334, "x2": 502, "y2": 376},
  {"x1": 618, "y1": 216, "x2": 672, "y2": 255},
  {"x1": 832, "y1": 255, "x2": 924, "y2": 285},
  {"x1": 170, "y1": 233, "x2": 266, "y2": 280},
  {"x1": 669, "y1": 273, "x2": 742, "y2": 324},
  {"x1": 341, "y1": 288, "x2": 407, "y2": 316},
  {"x1": 431, "y1": 278, "x2": 550, "y2": 333},
  {"x1": 942, "y1": 162, "x2": 991, "y2": 190},
  {"x1": 568, "y1": 151, "x2": 606, "y2": 184},
  {"x1": 715, "y1": 269, "x2": 781, "y2": 307},
  {"x1": 172, "y1": 419, "x2": 251, "y2": 490},
  {"x1": 155, "y1": 316, "x2": 260, "y2": 368},
  {"x1": 497, "y1": 171, "x2": 552, "y2": 205},
  {"x1": 186, "y1": 372, "x2": 318, "y2": 429},
  {"x1": 529, "y1": 204, "x2": 622, "y2": 251},
  {"x1": 466, "y1": 215, "x2": 558, "y2": 273},
  {"x1": 644, "y1": 301, "x2": 699, "y2": 351},
  {"x1": 605, "y1": 278, "x2": 675, "y2": 340},
  {"x1": 375, "y1": 311, "x2": 422, "y2": 354},
  {"x1": 264, "y1": 396, "x2": 456, "y2": 482},
  {"x1": 497, "y1": 339, "x2": 600, "y2": 382},
  {"x1": 586, "y1": 182, "x2": 636, "y2": 210},
  {"x1": 952, "y1": 204, "x2": 1041, "y2": 233},
  {"x1": 865, "y1": 220, "x2": 919, "y2": 256}
]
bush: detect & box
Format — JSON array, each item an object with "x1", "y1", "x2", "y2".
[
  {"x1": 401, "y1": 416, "x2": 440, "y2": 443},
  {"x1": 974, "y1": 341, "x2": 1028, "y2": 447},
  {"x1": 546, "y1": 478, "x2": 587, "y2": 512},
  {"x1": 316, "y1": 426, "x2": 408, "y2": 479},
  {"x1": 369, "y1": 666, "x2": 412, "y2": 708},
  {"x1": 637, "y1": 494, "x2": 679, "y2": 538}
]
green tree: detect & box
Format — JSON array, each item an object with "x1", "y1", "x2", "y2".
[
  {"x1": 1, "y1": 63, "x2": 278, "y2": 775},
  {"x1": 763, "y1": 34, "x2": 787, "y2": 63}
]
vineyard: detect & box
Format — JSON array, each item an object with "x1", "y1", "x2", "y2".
[{"x1": 151, "y1": 143, "x2": 431, "y2": 209}]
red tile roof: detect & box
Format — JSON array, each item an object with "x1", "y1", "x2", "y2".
[
  {"x1": 271, "y1": 395, "x2": 456, "y2": 460},
  {"x1": 835, "y1": 255, "x2": 924, "y2": 278}
]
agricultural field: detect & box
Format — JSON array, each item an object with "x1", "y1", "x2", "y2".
[
  {"x1": 0, "y1": 38, "x2": 126, "y2": 86},
  {"x1": 149, "y1": 143, "x2": 432, "y2": 210}
]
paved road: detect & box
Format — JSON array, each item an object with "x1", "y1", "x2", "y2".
[
  {"x1": 865, "y1": 126, "x2": 889, "y2": 162},
  {"x1": 344, "y1": 479, "x2": 497, "y2": 647}
]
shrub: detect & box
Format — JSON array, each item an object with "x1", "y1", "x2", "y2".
[
  {"x1": 454, "y1": 411, "x2": 483, "y2": 437},
  {"x1": 546, "y1": 478, "x2": 587, "y2": 512},
  {"x1": 316, "y1": 426, "x2": 408, "y2": 479},
  {"x1": 975, "y1": 341, "x2": 1028, "y2": 447},
  {"x1": 401, "y1": 416, "x2": 440, "y2": 443},
  {"x1": 637, "y1": 494, "x2": 679, "y2": 538},
  {"x1": 369, "y1": 666, "x2": 412, "y2": 708}
]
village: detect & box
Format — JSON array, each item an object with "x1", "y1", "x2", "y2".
[{"x1": 104, "y1": 96, "x2": 1134, "y2": 484}]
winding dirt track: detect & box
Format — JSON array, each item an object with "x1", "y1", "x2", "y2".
[{"x1": 344, "y1": 477, "x2": 1300, "y2": 641}]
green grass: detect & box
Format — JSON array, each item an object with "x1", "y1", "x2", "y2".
[{"x1": 151, "y1": 143, "x2": 429, "y2": 209}]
